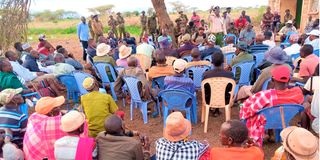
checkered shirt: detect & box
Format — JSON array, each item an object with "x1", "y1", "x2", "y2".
[
  {"x1": 23, "y1": 113, "x2": 67, "y2": 160},
  {"x1": 221, "y1": 44, "x2": 236, "y2": 54},
  {"x1": 156, "y1": 138, "x2": 206, "y2": 160}
]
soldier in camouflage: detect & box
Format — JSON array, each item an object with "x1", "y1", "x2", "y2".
[
  {"x1": 140, "y1": 11, "x2": 147, "y2": 41},
  {"x1": 147, "y1": 12, "x2": 157, "y2": 41},
  {"x1": 116, "y1": 12, "x2": 125, "y2": 39},
  {"x1": 108, "y1": 15, "x2": 118, "y2": 39},
  {"x1": 88, "y1": 15, "x2": 95, "y2": 39}
]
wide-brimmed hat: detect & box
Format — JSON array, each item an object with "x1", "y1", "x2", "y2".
[
  {"x1": 286, "y1": 20, "x2": 293, "y2": 24},
  {"x1": 0, "y1": 88, "x2": 23, "y2": 105},
  {"x1": 181, "y1": 34, "x2": 191, "y2": 42},
  {"x1": 119, "y1": 45, "x2": 132, "y2": 59},
  {"x1": 173, "y1": 59, "x2": 187, "y2": 73},
  {"x1": 236, "y1": 41, "x2": 248, "y2": 51},
  {"x1": 96, "y1": 43, "x2": 111, "y2": 56},
  {"x1": 271, "y1": 65, "x2": 291, "y2": 83},
  {"x1": 60, "y1": 110, "x2": 85, "y2": 132},
  {"x1": 281, "y1": 126, "x2": 319, "y2": 160},
  {"x1": 35, "y1": 96, "x2": 65, "y2": 115},
  {"x1": 163, "y1": 112, "x2": 191, "y2": 142},
  {"x1": 265, "y1": 46, "x2": 289, "y2": 64},
  {"x1": 307, "y1": 30, "x2": 320, "y2": 36},
  {"x1": 82, "y1": 77, "x2": 95, "y2": 91}
]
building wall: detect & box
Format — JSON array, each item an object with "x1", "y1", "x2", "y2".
[{"x1": 300, "y1": 0, "x2": 319, "y2": 32}]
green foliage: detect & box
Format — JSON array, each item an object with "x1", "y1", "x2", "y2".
[
  {"x1": 169, "y1": 1, "x2": 189, "y2": 13},
  {"x1": 32, "y1": 9, "x2": 79, "y2": 22},
  {"x1": 88, "y1": 4, "x2": 114, "y2": 15}
]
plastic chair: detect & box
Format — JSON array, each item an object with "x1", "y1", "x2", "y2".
[
  {"x1": 280, "y1": 32, "x2": 298, "y2": 48},
  {"x1": 232, "y1": 61, "x2": 255, "y2": 94},
  {"x1": 223, "y1": 34, "x2": 237, "y2": 46},
  {"x1": 114, "y1": 66, "x2": 125, "y2": 74},
  {"x1": 225, "y1": 52, "x2": 235, "y2": 65},
  {"x1": 186, "y1": 66, "x2": 211, "y2": 89},
  {"x1": 252, "y1": 52, "x2": 265, "y2": 68},
  {"x1": 262, "y1": 78, "x2": 272, "y2": 90},
  {"x1": 182, "y1": 55, "x2": 193, "y2": 62},
  {"x1": 314, "y1": 49, "x2": 319, "y2": 57},
  {"x1": 257, "y1": 104, "x2": 304, "y2": 142},
  {"x1": 132, "y1": 54, "x2": 151, "y2": 72},
  {"x1": 122, "y1": 76, "x2": 159, "y2": 124},
  {"x1": 180, "y1": 50, "x2": 192, "y2": 57},
  {"x1": 158, "y1": 89, "x2": 197, "y2": 127},
  {"x1": 201, "y1": 77, "x2": 236, "y2": 133},
  {"x1": 165, "y1": 56, "x2": 177, "y2": 66},
  {"x1": 203, "y1": 55, "x2": 212, "y2": 62},
  {"x1": 72, "y1": 71, "x2": 94, "y2": 95},
  {"x1": 151, "y1": 76, "x2": 165, "y2": 90},
  {"x1": 94, "y1": 62, "x2": 118, "y2": 101},
  {"x1": 56, "y1": 74, "x2": 79, "y2": 109},
  {"x1": 290, "y1": 53, "x2": 300, "y2": 62}
]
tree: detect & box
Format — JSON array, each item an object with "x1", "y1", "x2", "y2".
[
  {"x1": 0, "y1": 0, "x2": 31, "y2": 52},
  {"x1": 151, "y1": 0, "x2": 176, "y2": 47},
  {"x1": 88, "y1": 4, "x2": 114, "y2": 16},
  {"x1": 147, "y1": 7, "x2": 154, "y2": 16},
  {"x1": 169, "y1": 1, "x2": 189, "y2": 13}
]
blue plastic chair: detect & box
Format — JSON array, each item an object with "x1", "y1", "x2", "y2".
[
  {"x1": 94, "y1": 62, "x2": 118, "y2": 101},
  {"x1": 223, "y1": 34, "x2": 237, "y2": 46},
  {"x1": 290, "y1": 52, "x2": 300, "y2": 62},
  {"x1": 262, "y1": 78, "x2": 272, "y2": 90},
  {"x1": 203, "y1": 55, "x2": 212, "y2": 62},
  {"x1": 186, "y1": 66, "x2": 211, "y2": 89},
  {"x1": 252, "y1": 52, "x2": 265, "y2": 68},
  {"x1": 57, "y1": 74, "x2": 80, "y2": 109},
  {"x1": 152, "y1": 76, "x2": 165, "y2": 90},
  {"x1": 313, "y1": 49, "x2": 319, "y2": 57},
  {"x1": 182, "y1": 55, "x2": 192, "y2": 62},
  {"x1": 158, "y1": 89, "x2": 197, "y2": 127},
  {"x1": 122, "y1": 76, "x2": 159, "y2": 124},
  {"x1": 114, "y1": 66, "x2": 125, "y2": 74},
  {"x1": 225, "y1": 52, "x2": 235, "y2": 65},
  {"x1": 280, "y1": 32, "x2": 298, "y2": 48},
  {"x1": 232, "y1": 61, "x2": 255, "y2": 94},
  {"x1": 257, "y1": 104, "x2": 304, "y2": 142},
  {"x1": 72, "y1": 71, "x2": 94, "y2": 95}
]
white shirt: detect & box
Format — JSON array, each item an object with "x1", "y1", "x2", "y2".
[
  {"x1": 307, "y1": 38, "x2": 319, "y2": 50},
  {"x1": 54, "y1": 136, "x2": 79, "y2": 160},
  {"x1": 136, "y1": 42, "x2": 155, "y2": 59},
  {"x1": 304, "y1": 76, "x2": 320, "y2": 133},
  {"x1": 10, "y1": 61, "x2": 37, "y2": 83},
  {"x1": 283, "y1": 43, "x2": 301, "y2": 56},
  {"x1": 262, "y1": 40, "x2": 276, "y2": 50}
]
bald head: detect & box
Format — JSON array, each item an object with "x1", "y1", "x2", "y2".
[
  {"x1": 54, "y1": 53, "x2": 65, "y2": 63},
  {"x1": 191, "y1": 48, "x2": 201, "y2": 60},
  {"x1": 255, "y1": 34, "x2": 265, "y2": 44},
  {"x1": 104, "y1": 115, "x2": 123, "y2": 134},
  {"x1": 127, "y1": 56, "x2": 138, "y2": 67}
]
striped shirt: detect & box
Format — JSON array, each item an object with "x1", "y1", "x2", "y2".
[{"x1": 0, "y1": 107, "x2": 27, "y2": 141}]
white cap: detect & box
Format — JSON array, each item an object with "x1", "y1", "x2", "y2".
[
  {"x1": 173, "y1": 59, "x2": 187, "y2": 73},
  {"x1": 286, "y1": 20, "x2": 293, "y2": 24},
  {"x1": 307, "y1": 30, "x2": 320, "y2": 36},
  {"x1": 39, "y1": 34, "x2": 46, "y2": 40},
  {"x1": 21, "y1": 43, "x2": 31, "y2": 50}
]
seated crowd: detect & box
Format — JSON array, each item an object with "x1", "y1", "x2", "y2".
[{"x1": 0, "y1": 5, "x2": 319, "y2": 160}]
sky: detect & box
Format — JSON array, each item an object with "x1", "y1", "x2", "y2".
[{"x1": 30, "y1": 0, "x2": 269, "y2": 16}]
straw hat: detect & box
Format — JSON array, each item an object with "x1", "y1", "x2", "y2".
[
  {"x1": 35, "y1": 96, "x2": 65, "y2": 115},
  {"x1": 118, "y1": 45, "x2": 132, "y2": 59},
  {"x1": 163, "y1": 112, "x2": 191, "y2": 142},
  {"x1": 173, "y1": 59, "x2": 187, "y2": 73},
  {"x1": 281, "y1": 126, "x2": 319, "y2": 160},
  {"x1": 96, "y1": 43, "x2": 111, "y2": 57},
  {"x1": 82, "y1": 77, "x2": 95, "y2": 91},
  {"x1": 60, "y1": 110, "x2": 85, "y2": 132},
  {"x1": 181, "y1": 34, "x2": 191, "y2": 42},
  {"x1": 0, "y1": 88, "x2": 23, "y2": 105}
]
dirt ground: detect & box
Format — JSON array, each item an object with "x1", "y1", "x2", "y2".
[{"x1": 30, "y1": 35, "x2": 281, "y2": 159}]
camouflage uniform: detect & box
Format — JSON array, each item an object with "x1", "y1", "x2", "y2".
[
  {"x1": 147, "y1": 14, "x2": 157, "y2": 40},
  {"x1": 108, "y1": 16, "x2": 118, "y2": 38},
  {"x1": 116, "y1": 13, "x2": 125, "y2": 39},
  {"x1": 140, "y1": 14, "x2": 147, "y2": 39},
  {"x1": 88, "y1": 19, "x2": 95, "y2": 39}
]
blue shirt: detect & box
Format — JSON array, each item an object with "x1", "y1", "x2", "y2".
[
  {"x1": 77, "y1": 22, "x2": 90, "y2": 41},
  {"x1": 164, "y1": 75, "x2": 195, "y2": 93},
  {"x1": 22, "y1": 54, "x2": 40, "y2": 72},
  {"x1": 200, "y1": 46, "x2": 220, "y2": 59},
  {"x1": 65, "y1": 58, "x2": 83, "y2": 70}
]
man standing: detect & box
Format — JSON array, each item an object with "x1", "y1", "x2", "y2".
[
  {"x1": 190, "y1": 11, "x2": 201, "y2": 28},
  {"x1": 261, "y1": 6, "x2": 274, "y2": 31},
  {"x1": 140, "y1": 11, "x2": 147, "y2": 41},
  {"x1": 178, "y1": 11, "x2": 188, "y2": 30},
  {"x1": 92, "y1": 15, "x2": 104, "y2": 42},
  {"x1": 108, "y1": 15, "x2": 118, "y2": 39},
  {"x1": 88, "y1": 15, "x2": 95, "y2": 39},
  {"x1": 208, "y1": 6, "x2": 226, "y2": 46},
  {"x1": 284, "y1": 9, "x2": 293, "y2": 24},
  {"x1": 147, "y1": 12, "x2": 157, "y2": 41},
  {"x1": 241, "y1": 10, "x2": 251, "y2": 23},
  {"x1": 116, "y1": 12, "x2": 125, "y2": 39},
  {"x1": 77, "y1": 16, "x2": 90, "y2": 61}
]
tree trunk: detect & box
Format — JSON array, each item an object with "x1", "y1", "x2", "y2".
[{"x1": 151, "y1": 0, "x2": 176, "y2": 47}]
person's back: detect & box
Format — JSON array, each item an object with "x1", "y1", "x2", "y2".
[
  {"x1": 186, "y1": 48, "x2": 211, "y2": 69},
  {"x1": 81, "y1": 91, "x2": 117, "y2": 137},
  {"x1": 65, "y1": 57, "x2": 83, "y2": 70},
  {"x1": 22, "y1": 54, "x2": 40, "y2": 72},
  {"x1": 211, "y1": 147, "x2": 263, "y2": 160},
  {"x1": 136, "y1": 41, "x2": 154, "y2": 59},
  {"x1": 148, "y1": 52, "x2": 175, "y2": 80}
]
